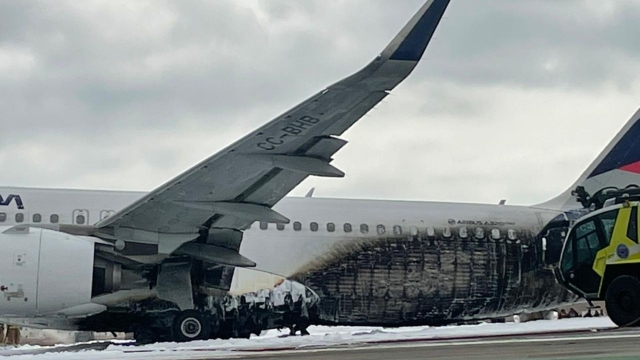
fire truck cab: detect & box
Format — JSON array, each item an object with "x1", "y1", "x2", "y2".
[{"x1": 556, "y1": 198, "x2": 640, "y2": 326}]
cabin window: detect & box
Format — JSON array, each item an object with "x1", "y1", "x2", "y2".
[
  {"x1": 393, "y1": 225, "x2": 403, "y2": 235},
  {"x1": 597, "y1": 209, "x2": 618, "y2": 245},
  {"x1": 576, "y1": 228, "x2": 598, "y2": 266},
  {"x1": 411, "y1": 226, "x2": 419, "y2": 236},
  {"x1": 33, "y1": 214, "x2": 42, "y2": 223},
  {"x1": 76, "y1": 214, "x2": 86, "y2": 225},
  {"x1": 475, "y1": 227, "x2": 485, "y2": 239},
  {"x1": 442, "y1": 227, "x2": 452, "y2": 238},
  {"x1": 276, "y1": 223, "x2": 285, "y2": 231},
  {"x1": 426, "y1": 226, "x2": 435, "y2": 237},
  {"x1": 344, "y1": 223, "x2": 352, "y2": 233},
  {"x1": 628, "y1": 206, "x2": 638, "y2": 243},
  {"x1": 293, "y1": 222, "x2": 302, "y2": 231},
  {"x1": 377, "y1": 224, "x2": 386, "y2": 235},
  {"x1": 260, "y1": 222, "x2": 268, "y2": 230},
  {"x1": 0, "y1": 213, "x2": 6, "y2": 223},
  {"x1": 507, "y1": 229, "x2": 517, "y2": 241},
  {"x1": 50, "y1": 214, "x2": 59, "y2": 224},
  {"x1": 327, "y1": 223, "x2": 335, "y2": 232},
  {"x1": 15, "y1": 213, "x2": 24, "y2": 223},
  {"x1": 491, "y1": 229, "x2": 501, "y2": 240},
  {"x1": 310, "y1": 222, "x2": 319, "y2": 232},
  {"x1": 560, "y1": 236, "x2": 574, "y2": 273},
  {"x1": 458, "y1": 227, "x2": 468, "y2": 239},
  {"x1": 360, "y1": 224, "x2": 369, "y2": 234}
]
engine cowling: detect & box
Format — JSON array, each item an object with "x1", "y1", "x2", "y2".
[{"x1": 0, "y1": 226, "x2": 96, "y2": 317}]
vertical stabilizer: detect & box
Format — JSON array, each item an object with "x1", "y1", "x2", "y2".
[{"x1": 537, "y1": 107, "x2": 640, "y2": 210}]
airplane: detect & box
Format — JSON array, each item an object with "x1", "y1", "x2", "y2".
[{"x1": 0, "y1": 0, "x2": 637, "y2": 344}]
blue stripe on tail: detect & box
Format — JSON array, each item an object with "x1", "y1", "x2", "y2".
[{"x1": 589, "y1": 120, "x2": 640, "y2": 178}]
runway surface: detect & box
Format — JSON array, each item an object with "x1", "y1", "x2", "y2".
[{"x1": 229, "y1": 329, "x2": 640, "y2": 360}]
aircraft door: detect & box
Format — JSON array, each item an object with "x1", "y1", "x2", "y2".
[
  {"x1": 100, "y1": 210, "x2": 115, "y2": 221},
  {"x1": 72, "y1": 209, "x2": 89, "y2": 225},
  {"x1": 539, "y1": 214, "x2": 569, "y2": 267}
]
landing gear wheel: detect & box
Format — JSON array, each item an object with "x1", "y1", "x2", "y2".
[
  {"x1": 605, "y1": 275, "x2": 640, "y2": 327},
  {"x1": 172, "y1": 310, "x2": 211, "y2": 342}
]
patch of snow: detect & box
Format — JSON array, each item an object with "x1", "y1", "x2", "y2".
[{"x1": 3, "y1": 317, "x2": 616, "y2": 360}]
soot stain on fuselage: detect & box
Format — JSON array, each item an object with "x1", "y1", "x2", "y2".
[{"x1": 291, "y1": 228, "x2": 577, "y2": 326}]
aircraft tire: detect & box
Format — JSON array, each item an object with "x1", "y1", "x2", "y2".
[
  {"x1": 605, "y1": 275, "x2": 640, "y2": 327},
  {"x1": 172, "y1": 310, "x2": 211, "y2": 342}
]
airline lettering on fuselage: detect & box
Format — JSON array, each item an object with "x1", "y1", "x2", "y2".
[
  {"x1": 448, "y1": 219, "x2": 516, "y2": 226},
  {"x1": 0, "y1": 195, "x2": 24, "y2": 210},
  {"x1": 257, "y1": 116, "x2": 321, "y2": 151}
]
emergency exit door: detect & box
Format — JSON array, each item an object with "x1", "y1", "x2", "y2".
[{"x1": 73, "y1": 209, "x2": 90, "y2": 225}]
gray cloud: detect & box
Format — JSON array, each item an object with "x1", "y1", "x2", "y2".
[{"x1": 0, "y1": 0, "x2": 639, "y2": 206}]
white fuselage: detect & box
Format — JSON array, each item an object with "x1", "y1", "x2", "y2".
[
  {"x1": 0, "y1": 186, "x2": 577, "y2": 327},
  {"x1": 0, "y1": 186, "x2": 561, "y2": 278}
]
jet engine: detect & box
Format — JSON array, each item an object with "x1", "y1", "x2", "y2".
[{"x1": 0, "y1": 226, "x2": 99, "y2": 317}]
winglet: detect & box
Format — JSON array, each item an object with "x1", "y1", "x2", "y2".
[
  {"x1": 380, "y1": 0, "x2": 451, "y2": 62},
  {"x1": 333, "y1": 0, "x2": 451, "y2": 91}
]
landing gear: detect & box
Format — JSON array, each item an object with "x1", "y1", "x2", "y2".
[
  {"x1": 127, "y1": 278, "x2": 320, "y2": 344},
  {"x1": 172, "y1": 310, "x2": 211, "y2": 342},
  {"x1": 131, "y1": 310, "x2": 213, "y2": 344}
]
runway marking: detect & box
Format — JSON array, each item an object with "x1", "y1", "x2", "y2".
[{"x1": 223, "y1": 332, "x2": 640, "y2": 358}]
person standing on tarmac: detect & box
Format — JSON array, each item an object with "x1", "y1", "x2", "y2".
[{"x1": 1, "y1": 324, "x2": 21, "y2": 345}]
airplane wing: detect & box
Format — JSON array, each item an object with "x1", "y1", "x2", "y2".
[{"x1": 95, "y1": 0, "x2": 451, "y2": 259}]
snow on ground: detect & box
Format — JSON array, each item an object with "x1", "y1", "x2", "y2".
[{"x1": 2, "y1": 317, "x2": 616, "y2": 360}]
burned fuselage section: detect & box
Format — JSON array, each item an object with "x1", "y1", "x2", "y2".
[
  {"x1": 291, "y1": 225, "x2": 574, "y2": 326},
  {"x1": 236, "y1": 198, "x2": 581, "y2": 328}
]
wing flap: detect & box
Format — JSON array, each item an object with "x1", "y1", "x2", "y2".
[
  {"x1": 175, "y1": 242, "x2": 257, "y2": 268},
  {"x1": 174, "y1": 201, "x2": 290, "y2": 224},
  {"x1": 251, "y1": 155, "x2": 344, "y2": 178},
  {"x1": 305, "y1": 136, "x2": 349, "y2": 159}
]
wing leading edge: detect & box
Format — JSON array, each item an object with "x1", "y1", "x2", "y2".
[{"x1": 95, "y1": 0, "x2": 451, "y2": 256}]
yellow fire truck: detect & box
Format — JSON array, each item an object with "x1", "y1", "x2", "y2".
[{"x1": 555, "y1": 197, "x2": 640, "y2": 326}]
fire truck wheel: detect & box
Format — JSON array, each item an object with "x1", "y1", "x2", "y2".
[{"x1": 606, "y1": 275, "x2": 640, "y2": 327}]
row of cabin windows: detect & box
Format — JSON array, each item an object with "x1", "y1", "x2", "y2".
[
  {"x1": 0, "y1": 212, "x2": 519, "y2": 241},
  {"x1": 0, "y1": 213, "x2": 68, "y2": 224},
  {"x1": 0, "y1": 210, "x2": 112, "y2": 225},
  {"x1": 0, "y1": 213, "x2": 62, "y2": 224},
  {"x1": 258, "y1": 221, "x2": 519, "y2": 240}
]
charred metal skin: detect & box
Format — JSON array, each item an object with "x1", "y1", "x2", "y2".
[{"x1": 292, "y1": 228, "x2": 577, "y2": 326}]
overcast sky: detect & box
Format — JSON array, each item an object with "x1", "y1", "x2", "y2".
[{"x1": 1, "y1": 0, "x2": 639, "y2": 205}]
